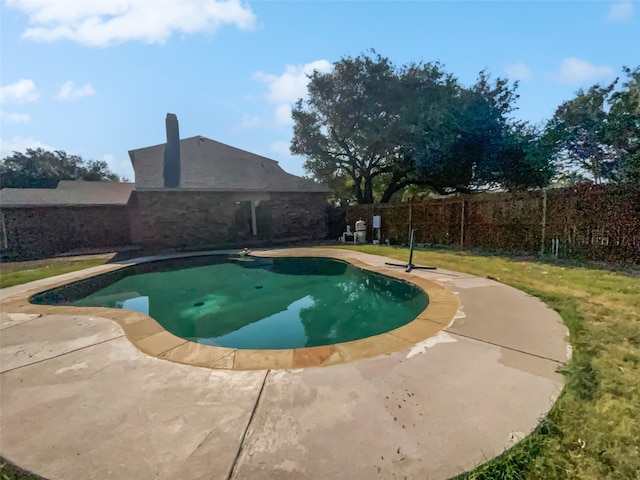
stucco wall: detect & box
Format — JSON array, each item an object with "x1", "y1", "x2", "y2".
[
  {"x1": 1, "y1": 206, "x2": 131, "y2": 260},
  {"x1": 130, "y1": 191, "x2": 328, "y2": 250}
]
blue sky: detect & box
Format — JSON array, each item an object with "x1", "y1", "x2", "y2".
[{"x1": 1, "y1": 0, "x2": 638, "y2": 181}]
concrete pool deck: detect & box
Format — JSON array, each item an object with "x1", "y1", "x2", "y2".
[{"x1": 0, "y1": 248, "x2": 571, "y2": 479}]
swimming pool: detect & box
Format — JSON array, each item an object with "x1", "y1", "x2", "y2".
[{"x1": 31, "y1": 255, "x2": 428, "y2": 350}]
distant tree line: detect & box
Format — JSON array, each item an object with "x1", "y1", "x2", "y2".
[
  {"x1": 291, "y1": 51, "x2": 639, "y2": 204},
  {"x1": 0, "y1": 148, "x2": 124, "y2": 189},
  {"x1": 543, "y1": 66, "x2": 640, "y2": 187}
]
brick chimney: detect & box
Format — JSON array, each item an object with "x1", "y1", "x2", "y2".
[{"x1": 163, "y1": 113, "x2": 180, "y2": 188}]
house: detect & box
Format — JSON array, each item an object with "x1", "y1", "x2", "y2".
[
  {"x1": 128, "y1": 114, "x2": 329, "y2": 250},
  {"x1": 0, "y1": 114, "x2": 330, "y2": 260},
  {"x1": 1, "y1": 181, "x2": 134, "y2": 259}
]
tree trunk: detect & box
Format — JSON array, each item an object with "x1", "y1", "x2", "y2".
[
  {"x1": 353, "y1": 176, "x2": 363, "y2": 203},
  {"x1": 380, "y1": 179, "x2": 412, "y2": 203},
  {"x1": 380, "y1": 183, "x2": 401, "y2": 203},
  {"x1": 362, "y1": 176, "x2": 374, "y2": 204}
]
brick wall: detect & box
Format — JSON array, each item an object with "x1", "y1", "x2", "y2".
[
  {"x1": 0, "y1": 191, "x2": 329, "y2": 260},
  {"x1": 1, "y1": 206, "x2": 131, "y2": 260},
  {"x1": 130, "y1": 190, "x2": 328, "y2": 250},
  {"x1": 269, "y1": 192, "x2": 328, "y2": 240}
]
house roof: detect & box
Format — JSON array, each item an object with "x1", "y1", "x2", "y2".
[
  {"x1": 128, "y1": 136, "x2": 330, "y2": 193},
  {"x1": 1, "y1": 181, "x2": 134, "y2": 208}
]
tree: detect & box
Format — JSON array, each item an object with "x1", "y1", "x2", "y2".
[
  {"x1": 544, "y1": 66, "x2": 640, "y2": 186},
  {"x1": 291, "y1": 51, "x2": 551, "y2": 204},
  {"x1": 0, "y1": 148, "x2": 124, "y2": 189},
  {"x1": 400, "y1": 70, "x2": 553, "y2": 197},
  {"x1": 292, "y1": 52, "x2": 403, "y2": 204},
  {"x1": 544, "y1": 83, "x2": 615, "y2": 184},
  {"x1": 606, "y1": 66, "x2": 640, "y2": 185},
  {"x1": 375, "y1": 61, "x2": 467, "y2": 202}
]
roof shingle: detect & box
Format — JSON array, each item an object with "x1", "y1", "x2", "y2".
[
  {"x1": 1, "y1": 181, "x2": 134, "y2": 207},
  {"x1": 128, "y1": 136, "x2": 329, "y2": 193}
]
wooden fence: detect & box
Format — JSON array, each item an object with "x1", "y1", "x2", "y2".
[{"x1": 327, "y1": 184, "x2": 640, "y2": 264}]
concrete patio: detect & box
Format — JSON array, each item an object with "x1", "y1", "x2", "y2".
[{"x1": 0, "y1": 248, "x2": 570, "y2": 480}]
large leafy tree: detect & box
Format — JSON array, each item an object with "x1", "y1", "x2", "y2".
[
  {"x1": 292, "y1": 52, "x2": 403, "y2": 204},
  {"x1": 291, "y1": 52, "x2": 551, "y2": 204},
  {"x1": 544, "y1": 66, "x2": 639, "y2": 186},
  {"x1": 0, "y1": 148, "x2": 123, "y2": 188},
  {"x1": 400, "y1": 70, "x2": 552, "y2": 197},
  {"x1": 375, "y1": 62, "x2": 466, "y2": 201},
  {"x1": 606, "y1": 66, "x2": 640, "y2": 185}
]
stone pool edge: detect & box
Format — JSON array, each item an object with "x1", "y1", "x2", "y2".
[{"x1": 0, "y1": 248, "x2": 458, "y2": 370}]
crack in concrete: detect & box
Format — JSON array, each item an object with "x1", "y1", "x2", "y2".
[
  {"x1": 227, "y1": 369, "x2": 270, "y2": 480},
  {"x1": 0, "y1": 334, "x2": 126, "y2": 375},
  {"x1": 186, "y1": 424, "x2": 219, "y2": 462},
  {"x1": 177, "y1": 371, "x2": 225, "y2": 468},
  {"x1": 446, "y1": 330, "x2": 565, "y2": 364}
]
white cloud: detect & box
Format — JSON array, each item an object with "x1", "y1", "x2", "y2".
[
  {"x1": 606, "y1": 1, "x2": 634, "y2": 22},
  {"x1": 253, "y1": 60, "x2": 333, "y2": 104},
  {"x1": 505, "y1": 62, "x2": 533, "y2": 82},
  {"x1": 101, "y1": 153, "x2": 134, "y2": 181},
  {"x1": 0, "y1": 79, "x2": 39, "y2": 104},
  {"x1": 0, "y1": 111, "x2": 31, "y2": 123},
  {"x1": 240, "y1": 114, "x2": 262, "y2": 128},
  {"x1": 253, "y1": 60, "x2": 333, "y2": 126},
  {"x1": 232, "y1": 114, "x2": 264, "y2": 132},
  {"x1": 270, "y1": 140, "x2": 291, "y2": 157},
  {"x1": 5, "y1": 0, "x2": 257, "y2": 47},
  {"x1": 0, "y1": 136, "x2": 56, "y2": 158},
  {"x1": 274, "y1": 104, "x2": 294, "y2": 126},
  {"x1": 56, "y1": 81, "x2": 96, "y2": 100},
  {"x1": 554, "y1": 57, "x2": 615, "y2": 85}
]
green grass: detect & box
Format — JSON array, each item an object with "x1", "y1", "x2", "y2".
[
  {"x1": 0, "y1": 458, "x2": 42, "y2": 480},
  {"x1": 0, "y1": 255, "x2": 113, "y2": 288},
  {"x1": 338, "y1": 245, "x2": 640, "y2": 480}
]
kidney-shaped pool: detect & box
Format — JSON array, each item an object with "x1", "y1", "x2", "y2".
[{"x1": 31, "y1": 255, "x2": 429, "y2": 350}]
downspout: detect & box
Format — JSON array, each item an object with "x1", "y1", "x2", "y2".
[{"x1": 251, "y1": 201, "x2": 258, "y2": 236}]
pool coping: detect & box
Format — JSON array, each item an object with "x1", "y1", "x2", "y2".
[{"x1": 0, "y1": 248, "x2": 458, "y2": 370}]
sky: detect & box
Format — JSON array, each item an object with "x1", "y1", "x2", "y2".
[{"x1": 1, "y1": 0, "x2": 639, "y2": 181}]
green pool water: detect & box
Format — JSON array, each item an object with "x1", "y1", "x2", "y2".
[{"x1": 35, "y1": 256, "x2": 428, "y2": 350}]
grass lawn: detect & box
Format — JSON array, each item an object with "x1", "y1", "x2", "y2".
[
  {"x1": 0, "y1": 459, "x2": 42, "y2": 480},
  {"x1": 0, "y1": 254, "x2": 114, "y2": 289},
  {"x1": 340, "y1": 245, "x2": 640, "y2": 480}
]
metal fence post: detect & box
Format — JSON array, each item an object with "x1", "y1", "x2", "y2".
[
  {"x1": 460, "y1": 199, "x2": 465, "y2": 249},
  {"x1": 540, "y1": 188, "x2": 547, "y2": 256},
  {"x1": 408, "y1": 201, "x2": 413, "y2": 245}
]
